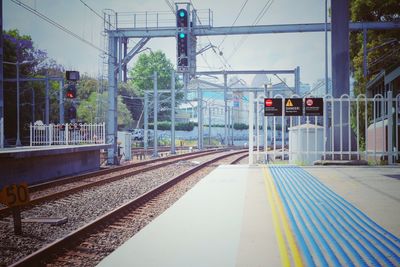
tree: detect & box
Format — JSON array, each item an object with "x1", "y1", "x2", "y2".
[
  {"x1": 349, "y1": 0, "x2": 400, "y2": 150},
  {"x1": 128, "y1": 51, "x2": 183, "y2": 122},
  {"x1": 350, "y1": 0, "x2": 400, "y2": 96},
  {"x1": 77, "y1": 75, "x2": 99, "y2": 100},
  {"x1": 3, "y1": 29, "x2": 64, "y2": 144},
  {"x1": 77, "y1": 91, "x2": 133, "y2": 129}
]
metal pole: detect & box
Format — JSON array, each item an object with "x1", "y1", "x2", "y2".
[
  {"x1": 388, "y1": 91, "x2": 393, "y2": 164},
  {"x1": 208, "y1": 107, "x2": 211, "y2": 146},
  {"x1": 45, "y1": 74, "x2": 49, "y2": 124},
  {"x1": 59, "y1": 80, "x2": 64, "y2": 124},
  {"x1": 31, "y1": 88, "x2": 35, "y2": 123},
  {"x1": 224, "y1": 73, "x2": 228, "y2": 145},
  {"x1": 249, "y1": 92, "x2": 254, "y2": 164},
  {"x1": 197, "y1": 86, "x2": 203, "y2": 149},
  {"x1": 107, "y1": 36, "x2": 118, "y2": 165},
  {"x1": 0, "y1": 0, "x2": 3, "y2": 148},
  {"x1": 153, "y1": 71, "x2": 158, "y2": 157},
  {"x1": 231, "y1": 106, "x2": 234, "y2": 146},
  {"x1": 295, "y1": 67, "x2": 300, "y2": 95},
  {"x1": 228, "y1": 106, "x2": 231, "y2": 146},
  {"x1": 197, "y1": 87, "x2": 200, "y2": 149},
  {"x1": 171, "y1": 70, "x2": 176, "y2": 154},
  {"x1": 123, "y1": 38, "x2": 128, "y2": 82},
  {"x1": 144, "y1": 92, "x2": 148, "y2": 150},
  {"x1": 118, "y1": 37, "x2": 122, "y2": 82},
  {"x1": 16, "y1": 62, "x2": 21, "y2": 146},
  {"x1": 325, "y1": 0, "x2": 329, "y2": 94},
  {"x1": 363, "y1": 28, "x2": 368, "y2": 78}
]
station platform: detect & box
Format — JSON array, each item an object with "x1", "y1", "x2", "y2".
[
  {"x1": 97, "y1": 165, "x2": 400, "y2": 267},
  {"x1": 0, "y1": 144, "x2": 109, "y2": 187}
]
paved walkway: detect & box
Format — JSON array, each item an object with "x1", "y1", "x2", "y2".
[{"x1": 97, "y1": 165, "x2": 400, "y2": 267}]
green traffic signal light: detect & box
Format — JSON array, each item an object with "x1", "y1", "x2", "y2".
[
  {"x1": 179, "y1": 10, "x2": 185, "y2": 17},
  {"x1": 179, "y1": 32, "x2": 186, "y2": 39}
]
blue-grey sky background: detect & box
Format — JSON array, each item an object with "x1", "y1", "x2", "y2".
[{"x1": 4, "y1": 0, "x2": 331, "y2": 87}]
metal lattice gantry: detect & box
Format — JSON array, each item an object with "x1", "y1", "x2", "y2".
[{"x1": 104, "y1": 3, "x2": 400, "y2": 164}]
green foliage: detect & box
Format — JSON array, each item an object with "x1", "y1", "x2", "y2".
[
  {"x1": 147, "y1": 121, "x2": 196, "y2": 131},
  {"x1": 177, "y1": 122, "x2": 195, "y2": 131},
  {"x1": 128, "y1": 51, "x2": 183, "y2": 121},
  {"x1": 77, "y1": 92, "x2": 98, "y2": 123},
  {"x1": 77, "y1": 91, "x2": 133, "y2": 129},
  {"x1": 3, "y1": 29, "x2": 64, "y2": 142},
  {"x1": 233, "y1": 123, "x2": 248, "y2": 130},
  {"x1": 350, "y1": 0, "x2": 400, "y2": 95},
  {"x1": 77, "y1": 75, "x2": 99, "y2": 100},
  {"x1": 129, "y1": 51, "x2": 175, "y2": 94},
  {"x1": 349, "y1": 0, "x2": 400, "y2": 149}
]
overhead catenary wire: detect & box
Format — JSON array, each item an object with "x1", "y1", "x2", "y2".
[
  {"x1": 164, "y1": 0, "x2": 175, "y2": 14},
  {"x1": 228, "y1": 0, "x2": 274, "y2": 61},
  {"x1": 190, "y1": 0, "x2": 233, "y2": 71},
  {"x1": 11, "y1": 0, "x2": 110, "y2": 56},
  {"x1": 79, "y1": 0, "x2": 104, "y2": 21},
  {"x1": 218, "y1": 0, "x2": 249, "y2": 48}
]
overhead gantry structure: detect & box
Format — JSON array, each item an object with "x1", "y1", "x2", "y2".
[{"x1": 104, "y1": 1, "x2": 400, "y2": 164}]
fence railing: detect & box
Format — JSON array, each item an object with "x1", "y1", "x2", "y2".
[
  {"x1": 249, "y1": 92, "x2": 400, "y2": 165},
  {"x1": 104, "y1": 9, "x2": 213, "y2": 30},
  {"x1": 30, "y1": 123, "x2": 106, "y2": 146}
]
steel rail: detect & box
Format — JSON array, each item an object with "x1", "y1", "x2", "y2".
[
  {"x1": 0, "y1": 149, "x2": 231, "y2": 217},
  {"x1": 10, "y1": 150, "x2": 247, "y2": 267},
  {"x1": 29, "y1": 148, "x2": 223, "y2": 193}
]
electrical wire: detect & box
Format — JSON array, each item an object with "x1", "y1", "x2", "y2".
[
  {"x1": 11, "y1": 0, "x2": 110, "y2": 56},
  {"x1": 164, "y1": 0, "x2": 175, "y2": 14},
  {"x1": 190, "y1": 0, "x2": 232, "y2": 71},
  {"x1": 79, "y1": 0, "x2": 104, "y2": 21},
  {"x1": 218, "y1": 0, "x2": 249, "y2": 48},
  {"x1": 228, "y1": 0, "x2": 273, "y2": 61}
]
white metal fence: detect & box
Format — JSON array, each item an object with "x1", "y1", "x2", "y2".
[
  {"x1": 30, "y1": 122, "x2": 106, "y2": 146},
  {"x1": 249, "y1": 92, "x2": 400, "y2": 165}
]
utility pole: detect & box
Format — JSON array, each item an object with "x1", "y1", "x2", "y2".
[
  {"x1": 208, "y1": 107, "x2": 211, "y2": 146},
  {"x1": 152, "y1": 72, "x2": 158, "y2": 158},
  {"x1": 0, "y1": 0, "x2": 4, "y2": 148},
  {"x1": 30, "y1": 88, "x2": 35, "y2": 123},
  {"x1": 227, "y1": 106, "x2": 231, "y2": 146},
  {"x1": 325, "y1": 0, "x2": 329, "y2": 95},
  {"x1": 59, "y1": 80, "x2": 64, "y2": 124},
  {"x1": 16, "y1": 62, "x2": 21, "y2": 146},
  {"x1": 224, "y1": 73, "x2": 228, "y2": 146},
  {"x1": 171, "y1": 70, "x2": 176, "y2": 154},
  {"x1": 144, "y1": 92, "x2": 148, "y2": 151},
  {"x1": 45, "y1": 74, "x2": 49, "y2": 124},
  {"x1": 197, "y1": 86, "x2": 201, "y2": 149}
]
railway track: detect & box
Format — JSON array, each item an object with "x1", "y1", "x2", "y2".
[
  {"x1": 0, "y1": 148, "x2": 229, "y2": 218},
  {"x1": 9, "y1": 150, "x2": 247, "y2": 267}
]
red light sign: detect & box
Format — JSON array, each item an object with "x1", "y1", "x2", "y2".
[{"x1": 265, "y1": 99, "x2": 273, "y2": 107}]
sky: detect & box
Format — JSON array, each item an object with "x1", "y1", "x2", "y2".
[{"x1": 4, "y1": 0, "x2": 332, "y2": 87}]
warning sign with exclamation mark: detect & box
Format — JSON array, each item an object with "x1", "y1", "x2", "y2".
[{"x1": 284, "y1": 98, "x2": 303, "y2": 116}]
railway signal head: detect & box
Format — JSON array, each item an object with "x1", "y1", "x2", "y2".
[
  {"x1": 66, "y1": 83, "x2": 77, "y2": 99},
  {"x1": 66, "y1": 71, "x2": 80, "y2": 81},
  {"x1": 176, "y1": 8, "x2": 188, "y2": 28},
  {"x1": 177, "y1": 31, "x2": 188, "y2": 68}
]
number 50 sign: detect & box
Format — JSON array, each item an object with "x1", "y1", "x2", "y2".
[{"x1": 0, "y1": 183, "x2": 30, "y2": 207}]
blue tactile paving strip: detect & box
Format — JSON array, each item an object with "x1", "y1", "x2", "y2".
[{"x1": 268, "y1": 165, "x2": 400, "y2": 267}]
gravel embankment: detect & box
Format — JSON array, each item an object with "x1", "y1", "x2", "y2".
[{"x1": 0, "y1": 151, "x2": 241, "y2": 266}]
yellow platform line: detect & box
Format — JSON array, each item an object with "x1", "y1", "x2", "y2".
[{"x1": 262, "y1": 166, "x2": 304, "y2": 267}]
